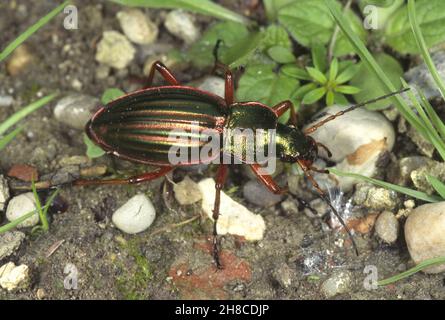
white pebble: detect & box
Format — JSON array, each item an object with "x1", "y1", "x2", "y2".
[
  {"x1": 54, "y1": 94, "x2": 99, "y2": 130},
  {"x1": 95, "y1": 31, "x2": 136, "y2": 69},
  {"x1": 0, "y1": 262, "x2": 30, "y2": 291},
  {"x1": 198, "y1": 178, "x2": 266, "y2": 241},
  {"x1": 112, "y1": 194, "x2": 156, "y2": 234},
  {"x1": 6, "y1": 192, "x2": 39, "y2": 228},
  {"x1": 405, "y1": 202, "x2": 445, "y2": 273},
  {"x1": 164, "y1": 10, "x2": 200, "y2": 44},
  {"x1": 117, "y1": 9, "x2": 158, "y2": 45}
]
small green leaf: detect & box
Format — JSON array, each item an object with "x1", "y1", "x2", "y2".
[
  {"x1": 333, "y1": 92, "x2": 349, "y2": 105},
  {"x1": 335, "y1": 64, "x2": 360, "y2": 84},
  {"x1": 281, "y1": 64, "x2": 311, "y2": 80},
  {"x1": 302, "y1": 87, "x2": 326, "y2": 104},
  {"x1": 267, "y1": 46, "x2": 296, "y2": 63},
  {"x1": 101, "y1": 88, "x2": 125, "y2": 104},
  {"x1": 263, "y1": 0, "x2": 295, "y2": 22},
  {"x1": 0, "y1": 126, "x2": 23, "y2": 152},
  {"x1": 326, "y1": 90, "x2": 335, "y2": 106},
  {"x1": 237, "y1": 64, "x2": 300, "y2": 107},
  {"x1": 292, "y1": 83, "x2": 317, "y2": 100},
  {"x1": 83, "y1": 133, "x2": 106, "y2": 158},
  {"x1": 329, "y1": 58, "x2": 339, "y2": 82},
  {"x1": 224, "y1": 32, "x2": 264, "y2": 68},
  {"x1": 427, "y1": 175, "x2": 445, "y2": 199},
  {"x1": 311, "y1": 43, "x2": 327, "y2": 72},
  {"x1": 306, "y1": 67, "x2": 327, "y2": 84},
  {"x1": 335, "y1": 85, "x2": 361, "y2": 94},
  {"x1": 261, "y1": 25, "x2": 293, "y2": 50}
]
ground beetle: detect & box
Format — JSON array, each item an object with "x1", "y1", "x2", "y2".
[{"x1": 74, "y1": 57, "x2": 408, "y2": 269}]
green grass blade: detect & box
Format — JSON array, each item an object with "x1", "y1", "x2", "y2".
[
  {"x1": 324, "y1": 0, "x2": 427, "y2": 138},
  {"x1": 419, "y1": 93, "x2": 445, "y2": 141},
  {"x1": 0, "y1": 126, "x2": 23, "y2": 151},
  {"x1": 108, "y1": 0, "x2": 250, "y2": 25},
  {"x1": 408, "y1": 0, "x2": 445, "y2": 101},
  {"x1": 329, "y1": 168, "x2": 442, "y2": 203},
  {"x1": 378, "y1": 256, "x2": 445, "y2": 286},
  {"x1": 0, "y1": 93, "x2": 58, "y2": 136},
  {"x1": 427, "y1": 175, "x2": 445, "y2": 199},
  {"x1": 0, "y1": 210, "x2": 37, "y2": 234},
  {"x1": 0, "y1": 1, "x2": 70, "y2": 63}
]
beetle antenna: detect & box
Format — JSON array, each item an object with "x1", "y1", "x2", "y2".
[
  {"x1": 304, "y1": 87, "x2": 410, "y2": 134},
  {"x1": 297, "y1": 160, "x2": 359, "y2": 256}
]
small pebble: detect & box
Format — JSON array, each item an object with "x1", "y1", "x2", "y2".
[
  {"x1": 304, "y1": 105, "x2": 395, "y2": 191},
  {"x1": 405, "y1": 202, "x2": 445, "y2": 273},
  {"x1": 7, "y1": 164, "x2": 38, "y2": 182},
  {"x1": 95, "y1": 31, "x2": 136, "y2": 69},
  {"x1": 198, "y1": 178, "x2": 266, "y2": 241},
  {"x1": 173, "y1": 176, "x2": 202, "y2": 205},
  {"x1": 353, "y1": 183, "x2": 400, "y2": 211},
  {"x1": 410, "y1": 161, "x2": 445, "y2": 194},
  {"x1": 198, "y1": 76, "x2": 225, "y2": 97},
  {"x1": 6, "y1": 192, "x2": 39, "y2": 228},
  {"x1": 0, "y1": 174, "x2": 9, "y2": 211},
  {"x1": 54, "y1": 94, "x2": 99, "y2": 130},
  {"x1": 112, "y1": 194, "x2": 156, "y2": 234},
  {"x1": 59, "y1": 155, "x2": 90, "y2": 167},
  {"x1": 6, "y1": 45, "x2": 34, "y2": 76},
  {"x1": 272, "y1": 264, "x2": 295, "y2": 288},
  {"x1": 117, "y1": 9, "x2": 158, "y2": 45},
  {"x1": 0, "y1": 95, "x2": 14, "y2": 107},
  {"x1": 374, "y1": 211, "x2": 399, "y2": 244},
  {"x1": 0, "y1": 231, "x2": 25, "y2": 260},
  {"x1": 164, "y1": 10, "x2": 200, "y2": 44},
  {"x1": 304, "y1": 198, "x2": 327, "y2": 218},
  {"x1": 95, "y1": 64, "x2": 110, "y2": 80},
  {"x1": 0, "y1": 262, "x2": 30, "y2": 291},
  {"x1": 321, "y1": 271, "x2": 352, "y2": 298},
  {"x1": 242, "y1": 179, "x2": 283, "y2": 207}
]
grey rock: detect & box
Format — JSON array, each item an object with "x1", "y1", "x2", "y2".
[
  {"x1": 243, "y1": 179, "x2": 283, "y2": 207},
  {"x1": 388, "y1": 156, "x2": 433, "y2": 186},
  {"x1": 95, "y1": 31, "x2": 136, "y2": 69},
  {"x1": 198, "y1": 76, "x2": 225, "y2": 97},
  {"x1": 0, "y1": 175, "x2": 9, "y2": 212},
  {"x1": 272, "y1": 264, "x2": 295, "y2": 288},
  {"x1": 405, "y1": 202, "x2": 445, "y2": 273},
  {"x1": 173, "y1": 176, "x2": 202, "y2": 205},
  {"x1": 0, "y1": 231, "x2": 25, "y2": 260},
  {"x1": 404, "y1": 51, "x2": 445, "y2": 101},
  {"x1": 321, "y1": 271, "x2": 353, "y2": 298},
  {"x1": 407, "y1": 125, "x2": 435, "y2": 157},
  {"x1": 304, "y1": 198, "x2": 328, "y2": 218},
  {"x1": 54, "y1": 94, "x2": 99, "y2": 130},
  {"x1": 0, "y1": 95, "x2": 13, "y2": 107},
  {"x1": 353, "y1": 183, "x2": 400, "y2": 211},
  {"x1": 112, "y1": 194, "x2": 156, "y2": 234},
  {"x1": 164, "y1": 10, "x2": 200, "y2": 44},
  {"x1": 6, "y1": 192, "x2": 39, "y2": 228},
  {"x1": 41, "y1": 165, "x2": 80, "y2": 186},
  {"x1": 117, "y1": 9, "x2": 158, "y2": 45},
  {"x1": 375, "y1": 211, "x2": 399, "y2": 244}
]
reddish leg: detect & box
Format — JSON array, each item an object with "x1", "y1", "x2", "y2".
[
  {"x1": 249, "y1": 163, "x2": 287, "y2": 195},
  {"x1": 212, "y1": 164, "x2": 228, "y2": 269},
  {"x1": 73, "y1": 166, "x2": 173, "y2": 186},
  {"x1": 145, "y1": 61, "x2": 179, "y2": 88},
  {"x1": 212, "y1": 40, "x2": 234, "y2": 105},
  {"x1": 273, "y1": 100, "x2": 298, "y2": 126}
]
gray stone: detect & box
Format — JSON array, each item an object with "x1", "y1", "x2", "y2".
[
  {"x1": 54, "y1": 94, "x2": 99, "y2": 130},
  {"x1": 243, "y1": 179, "x2": 283, "y2": 207},
  {"x1": 272, "y1": 263, "x2": 295, "y2": 288},
  {"x1": 0, "y1": 95, "x2": 13, "y2": 107},
  {"x1": 117, "y1": 9, "x2": 158, "y2": 45},
  {"x1": 353, "y1": 183, "x2": 400, "y2": 211},
  {"x1": 6, "y1": 192, "x2": 39, "y2": 228},
  {"x1": 388, "y1": 156, "x2": 432, "y2": 186},
  {"x1": 0, "y1": 231, "x2": 25, "y2": 260},
  {"x1": 404, "y1": 51, "x2": 445, "y2": 101},
  {"x1": 0, "y1": 262, "x2": 30, "y2": 291},
  {"x1": 95, "y1": 31, "x2": 136, "y2": 69},
  {"x1": 405, "y1": 202, "x2": 445, "y2": 273},
  {"x1": 0, "y1": 175, "x2": 9, "y2": 212},
  {"x1": 198, "y1": 76, "x2": 225, "y2": 97},
  {"x1": 375, "y1": 211, "x2": 399, "y2": 244},
  {"x1": 112, "y1": 194, "x2": 156, "y2": 234},
  {"x1": 173, "y1": 176, "x2": 202, "y2": 205},
  {"x1": 164, "y1": 10, "x2": 200, "y2": 44},
  {"x1": 410, "y1": 161, "x2": 445, "y2": 194},
  {"x1": 321, "y1": 271, "x2": 353, "y2": 298},
  {"x1": 407, "y1": 125, "x2": 435, "y2": 157}
]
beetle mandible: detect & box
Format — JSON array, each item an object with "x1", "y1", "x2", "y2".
[{"x1": 74, "y1": 57, "x2": 408, "y2": 269}]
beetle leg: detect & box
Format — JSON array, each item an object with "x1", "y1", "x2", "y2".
[
  {"x1": 212, "y1": 164, "x2": 228, "y2": 269},
  {"x1": 73, "y1": 166, "x2": 173, "y2": 186},
  {"x1": 249, "y1": 163, "x2": 288, "y2": 194},
  {"x1": 273, "y1": 100, "x2": 298, "y2": 126},
  {"x1": 211, "y1": 40, "x2": 234, "y2": 105},
  {"x1": 145, "y1": 61, "x2": 180, "y2": 88}
]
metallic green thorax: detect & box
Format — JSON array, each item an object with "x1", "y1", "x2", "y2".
[{"x1": 88, "y1": 86, "x2": 314, "y2": 165}]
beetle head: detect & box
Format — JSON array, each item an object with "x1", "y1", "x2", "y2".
[{"x1": 277, "y1": 125, "x2": 318, "y2": 166}]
